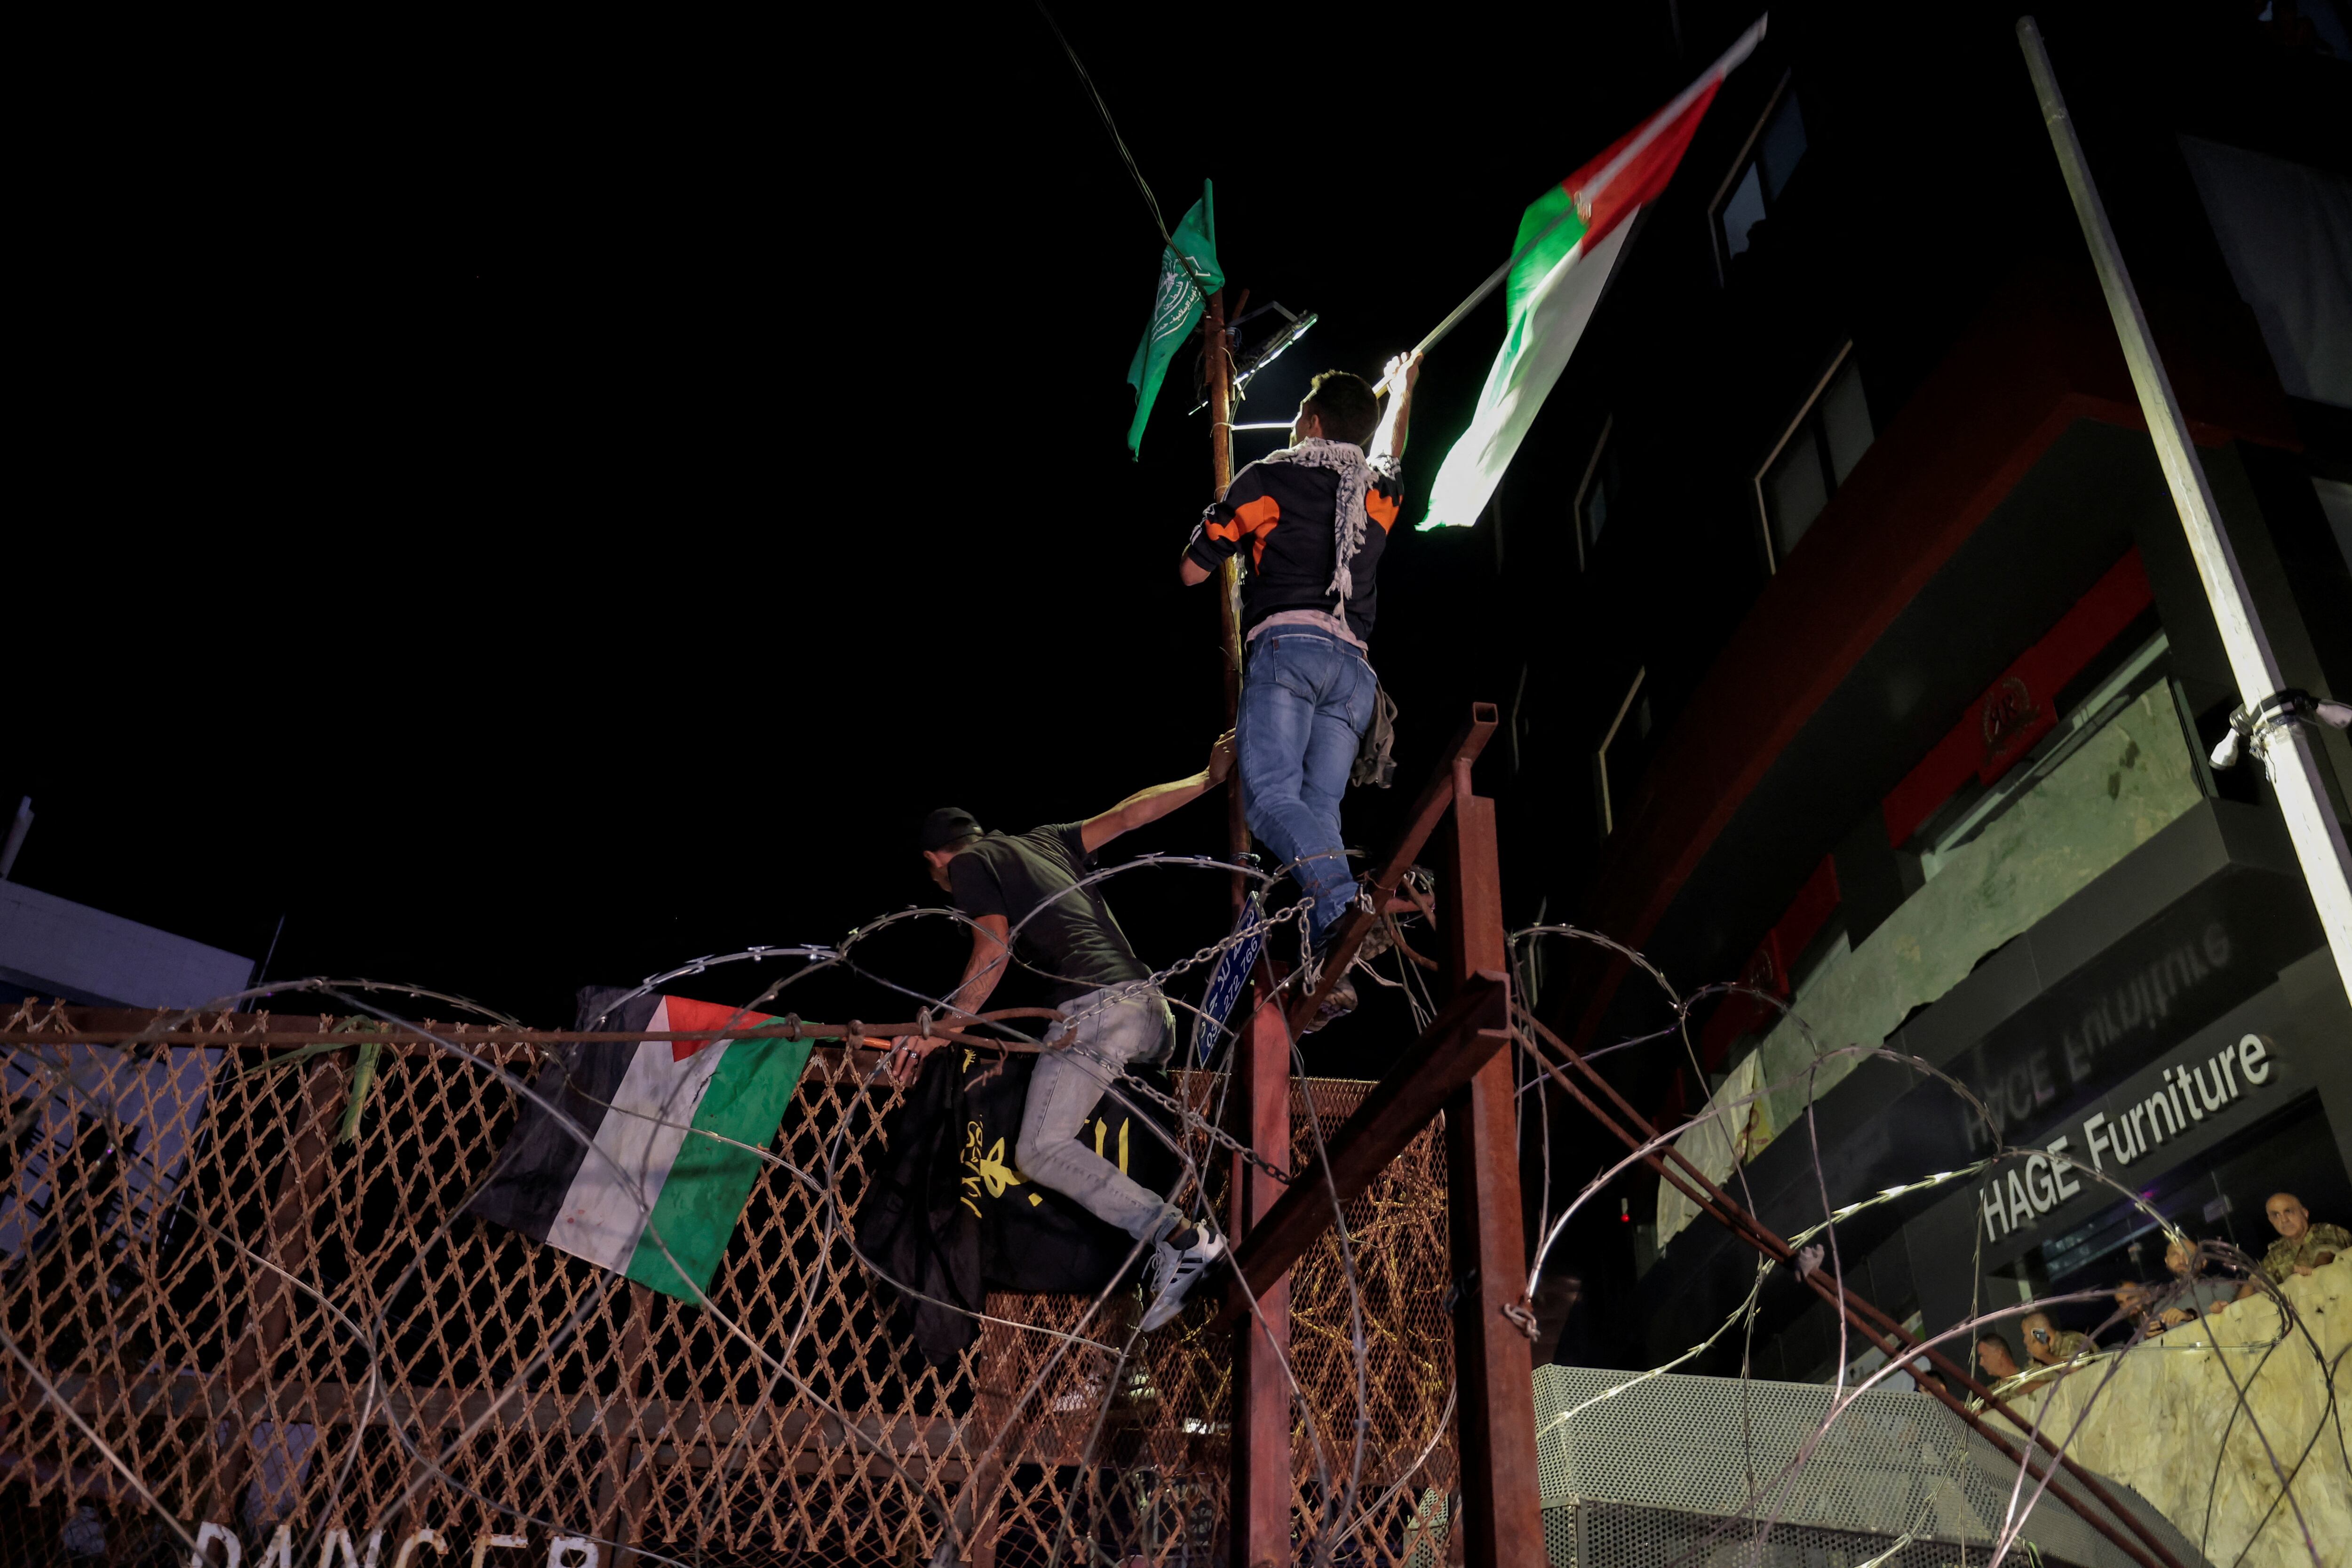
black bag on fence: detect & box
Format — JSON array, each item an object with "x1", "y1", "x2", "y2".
[{"x1": 856, "y1": 1046, "x2": 1180, "y2": 1364}]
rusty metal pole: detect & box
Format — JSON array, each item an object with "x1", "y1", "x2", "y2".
[
  {"x1": 1211, "y1": 284, "x2": 1293, "y2": 1568},
  {"x1": 1441, "y1": 764, "x2": 1546, "y2": 1568},
  {"x1": 1226, "y1": 979, "x2": 1294, "y2": 1568},
  {"x1": 1205, "y1": 288, "x2": 1250, "y2": 913}
]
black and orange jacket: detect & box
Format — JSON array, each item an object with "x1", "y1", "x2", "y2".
[{"x1": 1183, "y1": 452, "x2": 1405, "y2": 645}]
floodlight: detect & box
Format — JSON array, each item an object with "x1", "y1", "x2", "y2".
[
  {"x1": 1232, "y1": 309, "x2": 1318, "y2": 401},
  {"x1": 1191, "y1": 303, "x2": 1317, "y2": 414}
]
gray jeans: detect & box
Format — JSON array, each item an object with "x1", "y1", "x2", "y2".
[{"x1": 1015, "y1": 984, "x2": 1180, "y2": 1242}]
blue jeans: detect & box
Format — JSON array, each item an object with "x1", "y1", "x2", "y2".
[
  {"x1": 1016, "y1": 985, "x2": 1180, "y2": 1241},
  {"x1": 1237, "y1": 629, "x2": 1376, "y2": 945}
]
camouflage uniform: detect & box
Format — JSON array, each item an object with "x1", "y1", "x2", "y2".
[
  {"x1": 2026, "y1": 1327, "x2": 2090, "y2": 1366},
  {"x1": 2261, "y1": 1221, "x2": 2351, "y2": 1282}
]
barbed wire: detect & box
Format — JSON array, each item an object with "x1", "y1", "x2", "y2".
[
  {"x1": 1505, "y1": 921, "x2": 2338, "y2": 1568},
  {"x1": 0, "y1": 849, "x2": 2338, "y2": 1567}
]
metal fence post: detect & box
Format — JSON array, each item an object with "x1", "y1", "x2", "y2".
[
  {"x1": 1227, "y1": 978, "x2": 1294, "y2": 1568},
  {"x1": 1443, "y1": 766, "x2": 1546, "y2": 1568}
]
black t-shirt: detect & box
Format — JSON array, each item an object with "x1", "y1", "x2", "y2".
[
  {"x1": 946, "y1": 823, "x2": 1149, "y2": 1004},
  {"x1": 1183, "y1": 450, "x2": 1405, "y2": 643}
]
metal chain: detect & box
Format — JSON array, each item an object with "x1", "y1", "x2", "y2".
[
  {"x1": 1116, "y1": 1066, "x2": 1299, "y2": 1187},
  {"x1": 1098, "y1": 881, "x2": 1442, "y2": 1190},
  {"x1": 1067, "y1": 900, "x2": 1313, "y2": 1188}
]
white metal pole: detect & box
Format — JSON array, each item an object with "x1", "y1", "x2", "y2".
[{"x1": 2017, "y1": 16, "x2": 2352, "y2": 1006}]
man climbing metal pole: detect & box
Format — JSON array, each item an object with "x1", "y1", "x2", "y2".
[
  {"x1": 1180, "y1": 350, "x2": 1423, "y2": 1025},
  {"x1": 891, "y1": 732, "x2": 1236, "y2": 1330}
]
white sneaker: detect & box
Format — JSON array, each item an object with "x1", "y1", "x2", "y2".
[{"x1": 1140, "y1": 1226, "x2": 1226, "y2": 1331}]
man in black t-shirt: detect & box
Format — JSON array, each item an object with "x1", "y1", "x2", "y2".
[
  {"x1": 1180, "y1": 353, "x2": 1421, "y2": 1018},
  {"x1": 893, "y1": 732, "x2": 1233, "y2": 1331}
]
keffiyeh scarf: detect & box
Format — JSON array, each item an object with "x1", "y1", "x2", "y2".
[{"x1": 1259, "y1": 438, "x2": 1398, "y2": 610}]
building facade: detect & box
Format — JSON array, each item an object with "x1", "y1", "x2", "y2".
[{"x1": 1498, "y1": 0, "x2": 2352, "y2": 1375}]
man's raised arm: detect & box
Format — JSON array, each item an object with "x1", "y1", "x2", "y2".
[
  {"x1": 1079, "y1": 732, "x2": 1235, "y2": 853},
  {"x1": 1371, "y1": 350, "x2": 1422, "y2": 467}
]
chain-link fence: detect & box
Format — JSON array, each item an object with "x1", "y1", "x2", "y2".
[{"x1": 0, "y1": 1007, "x2": 1456, "y2": 1566}]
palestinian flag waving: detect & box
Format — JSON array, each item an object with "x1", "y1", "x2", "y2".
[
  {"x1": 1422, "y1": 18, "x2": 1766, "y2": 531},
  {"x1": 468, "y1": 986, "x2": 813, "y2": 1303}
]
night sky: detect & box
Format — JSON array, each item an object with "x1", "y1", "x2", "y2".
[{"x1": 15, "y1": 7, "x2": 1716, "y2": 1053}]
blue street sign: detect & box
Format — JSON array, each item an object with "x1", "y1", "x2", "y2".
[{"x1": 1192, "y1": 890, "x2": 1265, "y2": 1067}]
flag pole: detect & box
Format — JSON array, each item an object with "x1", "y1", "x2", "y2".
[
  {"x1": 1372, "y1": 201, "x2": 1584, "y2": 394},
  {"x1": 1206, "y1": 288, "x2": 1249, "y2": 911},
  {"x1": 1205, "y1": 282, "x2": 1295, "y2": 1568},
  {"x1": 1372, "y1": 13, "x2": 1769, "y2": 396},
  {"x1": 2018, "y1": 15, "x2": 2352, "y2": 1005}
]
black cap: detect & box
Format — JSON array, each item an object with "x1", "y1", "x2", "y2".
[{"x1": 919, "y1": 807, "x2": 983, "y2": 853}]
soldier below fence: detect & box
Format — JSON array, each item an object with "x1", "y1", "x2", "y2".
[
  {"x1": 2114, "y1": 1234, "x2": 2240, "y2": 1328},
  {"x1": 2013, "y1": 1307, "x2": 2089, "y2": 1382},
  {"x1": 2236, "y1": 1191, "x2": 2348, "y2": 1301},
  {"x1": 1974, "y1": 1329, "x2": 2021, "y2": 1383},
  {"x1": 2019, "y1": 1310, "x2": 2088, "y2": 1374}
]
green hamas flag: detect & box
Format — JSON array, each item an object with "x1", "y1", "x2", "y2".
[{"x1": 1125, "y1": 182, "x2": 1224, "y2": 458}]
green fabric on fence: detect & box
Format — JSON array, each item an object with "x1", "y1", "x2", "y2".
[{"x1": 624, "y1": 1034, "x2": 815, "y2": 1302}]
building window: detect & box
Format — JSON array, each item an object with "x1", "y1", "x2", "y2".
[
  {"x1": 1574, "y1": 416, "x2": 1618, "y2": 569},
  {"x1": 1755, "y1": 345, "x2": 1873, "y2": 570},
  {"x1": 1712, "y1": 80, "x2": 1808, "y2": 279},
  {"x1": 1594, "y1": 665, "x2": 1647, "y2": 837},
  {"x1": 1905, "y1": 631, "x2": 2177, "y2": 883},
  {"x1": 2177, "y1": 135, "x2": 2352, "y2": 410}
]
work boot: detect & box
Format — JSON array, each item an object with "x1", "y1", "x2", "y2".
[
  {"x1": 1300, "y1": 923, "x2": 1361, "y2": 1031},
  {"x1": 1141, "y1": 1224, "x2": 1226, "y2": 1331},
  {"x1": 1305, "y1": 971, "x2": 1359, "y2": 1031}
]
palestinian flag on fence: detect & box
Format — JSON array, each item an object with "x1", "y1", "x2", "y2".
[
  {"x1": 1422, "y1": 18, "x2": 1765, "y2": 530},
  {"x1": 857, "y1": 1044, "x2": 1178, "y2": 1364},
  {"x1": 468, "y1": 986, "x2": 812, "y2": 1303}
]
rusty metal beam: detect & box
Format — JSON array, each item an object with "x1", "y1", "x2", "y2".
[
  {"x1": 1208, "y1": 974, "x2": 1510, "y2": 1334},
  {"x1": 1442, "y1": 785, "x2": 1547, "y2": 1568},
  {"x1": 1227, "y1": 971, "x2": 1294, "y2": 1568},
  {"x1": 1285, "y1": 703, "x2": 1497, "y2": 1033},
  {"x1": 0, "y1": 1005, "x2": 1068, "y2": 1053},
  {"x1": 39, "y1": 1369, "x2": 965, "y2": 1456}
]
